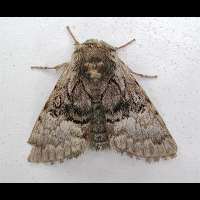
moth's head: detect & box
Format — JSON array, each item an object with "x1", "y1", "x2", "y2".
[
  {"x1": 83, "y1": 39, "x2": 117, "y2": 51},
  {"x1": 67, "y1": 26, "x2": 135, "y2": 81}
]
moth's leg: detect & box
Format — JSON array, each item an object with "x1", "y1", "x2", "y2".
[
  {"x1": 129, "y1": 68, "x2": 158, "y2": 79},
  {"x1": 31, "y1": 62, "x2": 69, "y2": 71}
]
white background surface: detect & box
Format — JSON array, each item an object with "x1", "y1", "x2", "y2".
[{"x1": 0, "y1": 17, "x2": 200, "y2": 183}]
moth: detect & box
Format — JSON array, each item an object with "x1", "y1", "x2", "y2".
[{"x1": 28, "y1": 26, "x2": 177, "y2": 164}]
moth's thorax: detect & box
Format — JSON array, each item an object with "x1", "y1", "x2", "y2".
[{"x1": 74, "y1": 43, "x2": 116, "y2": 81}]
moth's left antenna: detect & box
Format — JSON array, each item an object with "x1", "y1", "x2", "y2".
[{"x1": 66, "y1": 26, "x2": 80, "y2": 45}]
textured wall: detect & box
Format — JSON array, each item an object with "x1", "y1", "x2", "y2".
[{"x1": 0, "y1": 17, "x2": 200, "y2": 183}]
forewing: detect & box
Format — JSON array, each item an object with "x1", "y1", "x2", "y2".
[
  {"x1": 28, "y1": 66, "x2": 91, "y2": 163},
  {"x1": 104, "y1": 64, "x2": 177, "y2": 161}
]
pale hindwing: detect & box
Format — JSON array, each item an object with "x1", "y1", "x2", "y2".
[
  {"x1": 108, "y1": 68, "x2": 177, "y2": 161},
  {"x1": 28, "y1": 67, "x2": 90, "y2": 163}
]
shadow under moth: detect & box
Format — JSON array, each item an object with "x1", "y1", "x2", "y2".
[{"x1": 28, "y1": 26, "x2": 177, "y2": 164}]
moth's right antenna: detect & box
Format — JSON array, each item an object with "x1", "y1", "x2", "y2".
[
  {"x1": 116, "y1": 38, "x2": 136, "y2": 50},
  {"x1": 66, "y1": 26, "x2": 80, "y2": 45}
]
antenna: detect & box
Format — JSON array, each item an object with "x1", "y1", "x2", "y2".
[
  {"x1": 66, "y1": 26, "x2": 80, "y2": 45},
  {"x1": 116, "y1": 38, "x2": 136, "y2": 50}
]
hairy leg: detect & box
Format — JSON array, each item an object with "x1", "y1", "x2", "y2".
[{"x1": 31, "y1": 62, "x2": 69, "y2": 71}]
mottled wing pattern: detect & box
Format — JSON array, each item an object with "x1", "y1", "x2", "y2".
[
  {"x1": 104, "y1": 64, "x2": 177, "y2": 161},
  {"x1": 28, "y1": 66, "x2": 91, "y2": 163}
]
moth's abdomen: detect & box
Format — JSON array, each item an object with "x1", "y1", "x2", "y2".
[{"x1": 90, "y1": 103, "x2": 109, "y2": 150}]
